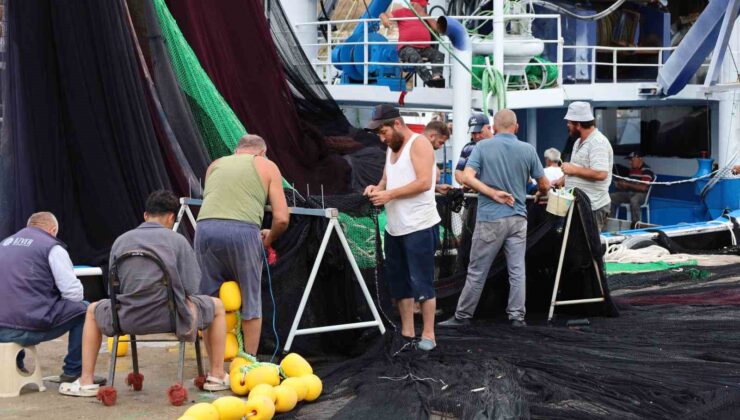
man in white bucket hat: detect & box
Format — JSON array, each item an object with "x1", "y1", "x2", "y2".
[{"x1": 558, "y1": 101, "x2": 613, "y2": 232}]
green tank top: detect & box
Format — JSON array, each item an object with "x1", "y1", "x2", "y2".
[{"x1": 198, "y1": 154, "x2": 267, "y2": 226}]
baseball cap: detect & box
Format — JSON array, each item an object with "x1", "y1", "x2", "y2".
[
  {"x1": 563, "y1": 101, "x2": 595, "y2": 122},
  {"x1": 624, "y1": 152, "x2": 643, "y2": 159},
  {"x1": 365, "y1": 104, "x2": 402, "y2": 130},
  {"x1": 468, "y1": 113, "x2": 490, "y2": 133}
]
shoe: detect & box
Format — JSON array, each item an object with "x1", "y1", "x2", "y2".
[
  {"x1": 417, "y1": 337, "x2": 436, "y2": 351},
  {"x1": 424, "y1": 78, "x2": 445, "y2": 88},
  {"x1": 438, "y1": 316, "x2": 470, "y2": 327},
  {"x1": 59, "y1": 373, "x2": 107, "y2": 385},
  {"x1": 510, "y1": 319, "x2": 527, "y2": 328},
  {"x1": 58, "y1": 379, "x2": 99, "y2": 397}
]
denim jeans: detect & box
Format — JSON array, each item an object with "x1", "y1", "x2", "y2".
[{"x1": 0, "y1": 314, "x2": 86, "y2": 376}]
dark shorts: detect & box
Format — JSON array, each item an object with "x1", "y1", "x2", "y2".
[
  {"x1": 195, "y1": 219, "x2": 263, "y2": 320},
  {"x1": 384, "y1": 225, "x2": 439, "y2": 301}
]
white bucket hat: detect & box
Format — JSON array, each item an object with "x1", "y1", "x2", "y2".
[{"x1": 564, "y1": 101, "x2": 594, "y2": 122}]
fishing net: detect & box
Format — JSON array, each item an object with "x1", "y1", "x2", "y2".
[{"x1": 153, "y1": 0, "x2": 246, "y2": 159}]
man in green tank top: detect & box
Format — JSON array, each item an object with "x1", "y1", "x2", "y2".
[{"x1": 195, "y1": 135, "x2": 289, "y2": 356}]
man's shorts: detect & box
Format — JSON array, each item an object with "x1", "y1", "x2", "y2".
[
  {"x1": 384, "y1": 225, "x2": 439, "y2": 301},
  {"x1": 195, "y1": 219, "x2": 263, "y2": 320},
  {"x1": 93, "y1": 295, "x2": 215, "y2": 337}
]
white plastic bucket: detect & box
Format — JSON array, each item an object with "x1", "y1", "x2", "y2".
[{"x1": 546, "y1": 188, "x2": 574, "y2": 216}]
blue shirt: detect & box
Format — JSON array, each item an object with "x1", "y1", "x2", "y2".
[{"x1": 466, "y1": 133, "x2": 545, "y2": 221}]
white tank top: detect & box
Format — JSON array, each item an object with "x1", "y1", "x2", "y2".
[{"x1": 384, "y1": 133, "x2": 441, "y2": 236}]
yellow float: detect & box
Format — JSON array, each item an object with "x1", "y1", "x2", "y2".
[
  {"x1": 106, "y1": 335, "x2": 129, "y2": 357},
  {"x1": 225, "y1": 311, "x2": 238, "y2": 331},
  {"x1": 280, "y1": 353, "x2": 313, "y2": 377},
  {"x1": 248, "y1": 383, "x2": 277, "y2": 403},
  {"x1": 182, "y1": 402, "x2": 219, "y2": 420},
  {"x1": 230, "y1": 356, "x2": 251, "y2": 375},
  {"x1": 273, "y1": 384, "x2": 298, "y2": 413},
  {"x1": 229, "y1": 369, "x2": 249, "y2": 396},
  {"x1": 212, "y1": 396, "x2": 247, "y2": 420},
  {"x1": 219, "y1": 281, "x2": 242, "y2": 311},
  {"x1": 224, "y1": 332, "x2": 238, "y2": 361},
  {"x1": 244, "y1": 395, "x2": 276, "y2": 420},
  {"x1": 280, "y1": 377, "x2": 308, "y2": 401},
  {"x1": 244, "y1": 365, "x2": 280, "y2": 390},
  {"x1": 300, "y1": 374, "x2": 323, "y2": 402}
]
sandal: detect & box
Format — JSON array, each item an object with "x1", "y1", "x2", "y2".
[
  {"x1": 58, "y1": 379, "x2": 99, "y2": 397},
  {"x1": 203, "y1": 373, "x2": 230, "y2": 391}
]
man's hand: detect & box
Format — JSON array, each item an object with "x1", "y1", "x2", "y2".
[
  {"x1": 364, "y1": 185, "x2": 380, "y2": 196},
  {"x1": 260, "y1": 229, "x2": 272, "y2": 248},
  {"x1": 489, "y1": 190, "x2": 514, "y2": 206},
  {"x1": 369, "y1": 190, "x2": 394, "y2": 206},
  {"x1": 552, "y1": 177, "x2": 565, "y2": 188},
  {"x1": 561, "y1": 162, "x2": 579, "y2": 176},
  {"x1": 435, "y1": 184, "x2": 453, "y2": 194}
]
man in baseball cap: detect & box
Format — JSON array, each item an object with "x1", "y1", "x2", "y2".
[
  {"x1": 559, "y1": 101, "x2": 613, "y2": 232},
  {"x1": 454, "y1": 113, "x2": 493, "y2": 186},
  {"x1": 365, "y1": 104, "x2": 403, "y2": 131}
]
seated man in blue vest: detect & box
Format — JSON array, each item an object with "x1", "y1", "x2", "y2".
[
  {"x1": 0, "y1": 212, "x2": 92, "y2": 383},
  {"x1": 59, "y1": 191, "x2": 229, "y2": 397}
]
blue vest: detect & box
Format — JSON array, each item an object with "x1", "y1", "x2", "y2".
[{"x1": 0, "y1": 227, "x2": 86, "y2": 331}]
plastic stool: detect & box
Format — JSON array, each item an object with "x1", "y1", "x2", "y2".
[{"x1": 0, "y1": 343, "x2": 46, "y2": 397}]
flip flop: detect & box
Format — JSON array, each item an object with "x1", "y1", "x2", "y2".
[
  {"x1": 58, "y1": 379, "x2": 99, "y2": 397},
  {"x1": 203, "y1": 373, "x2": 230, "y2": 391}
]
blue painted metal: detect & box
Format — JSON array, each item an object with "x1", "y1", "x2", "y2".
[
  {"x1": 437, "y1": 16, "x2": 469, "y2": 50},
  {"x1": 704, "y1": 179, "x2": 740, "y2": 219},
  {"x1": 532, "y1": 2, "x2": 596, "y2": 84},
  {"x1": 657, "y1": 0, "x2": 727, "y2": 96},
  {"x1": 694, "y1": 158, "x2": 714, "y2": 196},
  {"x1": 331, "y1": 0, "x2": 404, "y2": 88}
]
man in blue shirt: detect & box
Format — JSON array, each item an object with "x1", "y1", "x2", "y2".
[{"x1": 440, "y1": 109, "x2": 549, "y2": 328}]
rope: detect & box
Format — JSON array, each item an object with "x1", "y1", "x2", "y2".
[
  {"x1": 612, "y1": 170, "x2": 719, "y2": 186},
  {"x1": 604, "y1": 244, "x2": 693, "y2": 264},
  {"x1": 234, "y1": 311, "x2": 285, "y2": 378},
  {"x1": 530, "y1": 0, "x2": 628, "y2": 21},
  {"x1": 481, "y1": 56, "x2": 506, "y2": 114}
]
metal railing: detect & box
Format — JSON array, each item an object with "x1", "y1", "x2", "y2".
[{"x1": 294, "y1": 13, "x2": 708, "y2": 89}]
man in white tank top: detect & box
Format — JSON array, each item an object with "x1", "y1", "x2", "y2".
[{"x1": 364, "y1": 104, "x2": 441, "y2": 352}]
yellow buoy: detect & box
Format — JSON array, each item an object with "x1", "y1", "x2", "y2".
[
  {"x1": 225, "y1": 311, "x2": 238, "y2": 332},
  {"x1": 106, "y1": 335, "x2": 129, "y2": 357},
  {"x1": 279, "y1": 353, "x2": 313, "y2": 377},
  {"x1": 224, "y1": 332, "x2": 239, "y2": 361},
  {"x1": 212, "y1": 396, "x2": 247, "y2": 420},
  {"x1": 244, "y1": 365, "x2": 280, "y2": 391},
  {"x1": 300, "y1": 374, "x2": 323, "y2": 402},
  {"x1": 219, "y1": 281, "x2": 242, "y2": 311},
  {"x1": 182, "y1": 402, "x2": 219, "y2": 420},
  {"x1": 229, "y1": 368, "x2": 249, "y2": 396},
  {"x1": 280, "y1": 377, "x2": 308, "y2": 401},
  {"x1": 230, "y1": 357, "x2": 251, "y2": 375},
  {"x1": 244, "y1": 395, "x2": 275, "y2": 420},
  {"x1": 248, "y1": 383, "x2": 277, "y2": 403},
  {"x1": 273, "y1": 384, "x2": 298, "y2": 413}
]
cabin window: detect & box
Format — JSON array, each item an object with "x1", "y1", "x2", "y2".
[{"x1": 595, "y1": 106, "x2": 710, "y2": 158}]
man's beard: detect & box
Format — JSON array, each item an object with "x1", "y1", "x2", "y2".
[{"x1": 388, "y1": 130, "x2": 404, "y2": 152}]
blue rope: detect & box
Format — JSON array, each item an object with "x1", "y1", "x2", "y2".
[{"x1": 262, "y1": 246, "x2": 280, "y2": 363}]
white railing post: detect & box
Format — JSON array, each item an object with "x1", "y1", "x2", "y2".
[
  {"x1": 327, "y1": 22, "x2": 333, "y2": 83},
  {"x1": 612, "y1": 49, "x2": 617, "y2": 83},
  {"x1": 591, "y1": 46, "x2": 596, "y2": 84},
  {"x1": 363, "y1": 21, "x2": 369, "y2": 85},
  {"x1": 556, "y1": 15, "x2": 563, "y2": 87}
]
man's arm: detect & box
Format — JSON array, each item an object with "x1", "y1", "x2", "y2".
[
  {"x1": 364, "y1": 169, "x2": 387, "y2": 196},
  {"x1": 561, "y1": 163, "x2": 609, "y2": 181},
  {"x1": 624, "y1": 179, "x2": 649, "y2": 192},
  {"x1": 49, "y1": 246, "x2": 84, "y2": 302},
  {"x1": 380, "y1": 12, "x2": 393, "y2": 28},
  {"x1": 410, "y1": 2, "x2": 438, "y2": 31},
  {"x1": 462, "y1": 166, "x2": 514, "y2": 206},
  {"x1": 369, "y1": 138, "x2": 435, "y2": 206},
  {"x1": 177, "y1": 237, "x2": 202, "y2": 296},
  {"x1": 263, "y1": 162, "x2": 289, "y2": 248}
]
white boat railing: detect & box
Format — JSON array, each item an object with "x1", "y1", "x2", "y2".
[{"x1": 295, "y1": 13, "x2": 710, "y2": 89}]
